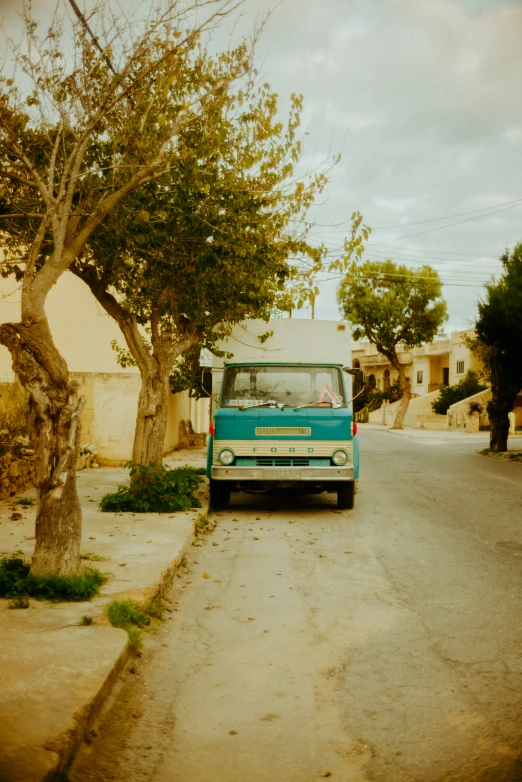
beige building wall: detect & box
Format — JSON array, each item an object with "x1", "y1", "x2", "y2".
[
  {"x1": 0, "y1": 273, "x2": 133, "y2": 380},
  {"x1": 448, "y1": 330, "x2": 482, "y2": 386},
  {"x1": 0, "y1": 273, "x2": 209, "y2": 462}
]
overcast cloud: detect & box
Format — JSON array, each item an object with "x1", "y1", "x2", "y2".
[{"x1": 1, "y1": 0, "x2": 521, "y2": 332}]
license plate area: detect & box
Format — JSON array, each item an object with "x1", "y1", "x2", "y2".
[{"x1": 253, "y1": 468, "x2": 301, "y2": 480}]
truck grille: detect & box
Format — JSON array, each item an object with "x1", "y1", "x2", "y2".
[
  {"x1": 255, "y1": 457, "x2": 313, "y2": 467},
  {"x1": 255, "y1": 427, "x2": 311, "y2": 437}
]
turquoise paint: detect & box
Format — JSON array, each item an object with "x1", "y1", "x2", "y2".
[
  {"x1": 236, "y1": 457, "x2": 330, "y2": 467},
  {"x1": 206, "y1": 435, "x2": 214, "y2": 478},
  {"x1": 210, "y1": 362, "x2": 358, "y2": 484},
  {"x1": 213, "y1": 407, "x2": 352, "y2": 441}
]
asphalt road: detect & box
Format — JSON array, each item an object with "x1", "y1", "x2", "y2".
[{"x1": 70, "y1": 428, "x2": 522, "y2": 782}]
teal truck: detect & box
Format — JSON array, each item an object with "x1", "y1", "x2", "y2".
[{"x1": 206, "y1": 320, "x2": 363, "y2": 510}]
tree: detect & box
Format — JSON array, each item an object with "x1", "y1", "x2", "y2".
[
  {"x1": 70, "y1": 84, "x2": 331, "y2": 466},
  {"x1": 0, "y1": 0, "x2": 251, "y2": 575},
  {"x1": 338, "y1": 260, "x2": 447, "y2": 429},
  {"x1": 473, "y1": 244, "x2": 522, "y2": 451}
]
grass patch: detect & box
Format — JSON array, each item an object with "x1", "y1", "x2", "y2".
[
  {"x1": 80, "y1": 551, "x2": 106, "y2": 561},
  {"x1": 100, "y1": 462, "x2": 203, "y2": 514},
  {"x1": 79, "y1": 615, "x2": 93, "y2": 626},
  {"x1": 0, "y1": 555, "x2": 108, "y2": 602},
  {"x1": 106, "y1": 599, "x2": 151, "y2": 653},
  {"x1": 15, "y1": 497, "x2": 34, "y2": 507}
]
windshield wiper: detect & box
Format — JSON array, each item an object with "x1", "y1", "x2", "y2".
[
  {"x1": 238, "y1": 400, "x2": 287, "y2": 411},
  {"x1": 294, "y1": 401, "x2": 341, "y2": 410}
]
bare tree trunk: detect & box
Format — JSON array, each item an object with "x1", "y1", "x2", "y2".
[
  {"x1": 488, "y1": 404, "x2": 510, "y2": 452},
  {"x1": 133, "y1": 369, "x2": 170, "y2": 465},
  {"x1": 0, "y1": 320, "x2": 84, "y2": 576},
  {"x1": 487, "y1": 384, "x2": 519, "y2": 451},
  {"x1": 392, "y1": 363, "x2": 411, "y2": 429}
]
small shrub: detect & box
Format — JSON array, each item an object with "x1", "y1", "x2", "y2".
[
  {"x1": 432, "y1": 371, "x2": 487, "y2": 415},
  {"x1": 16, "y1": 497, "x2": 34, "y2": 507},
  {"x1": 80, "y1": 552, "x2": 106, "y2": 561},
  {"x1": 100, "y1": 462, "x2": 203, "y2": 513},
  {"x1": 79, "y1": 615, "x2": 93, "y2": 626},
  {"x1": 0, "y1": 555, "x2": 107, "y2": 602},
  {"x1": 8, "y1": 595, "x2": 29, "y2": 609}
]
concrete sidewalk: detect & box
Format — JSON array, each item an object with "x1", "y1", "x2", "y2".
[
  {"x1": 0, "y1": 449, "x2": 208, "y2": 782},
  {"x1": 361, "y1": 422, "x2": 487, "y2": 441}
]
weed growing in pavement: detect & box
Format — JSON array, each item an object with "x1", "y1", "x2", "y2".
[
  {"x1": 480, "y1": 448, "x2": 522, "y2": 463},
  {"x1": 79, "y1": 615, "x2": 93, "y2": 626},
  {"x1": 146, "y1": 598, "x2": 168, "y2": 620},
  {"x1": 80, "y1": 552, "x2": 107, "y2": 561},
  {"x1": 106, "y1": 599, "x2": 150, "y2": 653},
  {"x1": 15, "y1": 497, "x2": 34, "y2": 506},
  {"x1": 100, "y1": 462, "x2": 203, "y2": 513},
  {"x1": 8, "y1": 595, "x2": 29, "y2": 609},
  {"x1": 194, "y1": 513, "x2": 217, "y2": 537},
  {"x1": 0, "y1": 555, "x2": 108, "y2": 602}
]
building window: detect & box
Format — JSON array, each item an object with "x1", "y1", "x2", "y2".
[
  {"x1": 456, "y1": 360, "x2": 464, "y2": 375},
  {"x1": 416, "y1": 371, "x2": 423, "y2": 384}
]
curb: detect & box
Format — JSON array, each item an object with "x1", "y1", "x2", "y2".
[
  {"x1": 56, "y1": 486, "x2": 211, "y2": 781},
  {"x1": 0, "y1": 484, "x2": 210, "y2": 782}
]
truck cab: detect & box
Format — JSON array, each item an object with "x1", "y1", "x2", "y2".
[{"x1": 206, "y1": 320, "x2": 361, "y2": 510}]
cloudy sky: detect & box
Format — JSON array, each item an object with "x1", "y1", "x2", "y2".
[{"x1": 1, "y1": 0, "x2": 521, "y2": 333}]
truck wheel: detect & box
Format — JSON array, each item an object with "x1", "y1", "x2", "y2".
[
  {"x1": 337, "y1": 482, "x2": 355, "y2": 510},
  {"x1": 210, "y1": 480, "x2": 230, "y2": 510}
]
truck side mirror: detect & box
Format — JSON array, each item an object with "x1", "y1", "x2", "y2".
[{"x1": 343, "y1": 367, "x2": 365, "y2": 397}]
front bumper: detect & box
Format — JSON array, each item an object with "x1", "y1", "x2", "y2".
[{"x1": 211, "y1": 465, "x2": 354, "y2": 482}]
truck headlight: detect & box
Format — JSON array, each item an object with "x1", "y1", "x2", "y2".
[
  {"x1": 218, "y1": 448, "x2": 235, "y2": 466},
  {"x1": 332, "y1": 450, "x2": 348, "y2": 466}
]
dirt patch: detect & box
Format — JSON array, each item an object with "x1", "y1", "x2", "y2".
[{"x1": 480, "y1": 449, "x2": 522, "y2": 464}]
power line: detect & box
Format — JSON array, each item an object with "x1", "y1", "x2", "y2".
[
  {"x1": 369, "y1": 197, "x2": 522, "y2": 230},
  {"x1": 369, "y1": 202, "x2": 522, "y2": 245}
]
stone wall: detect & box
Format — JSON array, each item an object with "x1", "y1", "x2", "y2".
[{"x1": 0, "y1": 444, "x2": 36, "y2": 500}]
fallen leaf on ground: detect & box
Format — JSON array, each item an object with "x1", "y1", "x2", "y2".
[
  {"x1": 229, "y1": 730, "x2": 238, "y2": 735},
  {"x1": 247, "y1": 617, "x2": 256, "y2": 621},
  {"x1": 284, "y1": 533, "x2": 292, "y2": 537},
  {"x1": 10, "y1": 513, "x2": 23, "y2": 521},
  {"x1": 89, "y1": 536, "x2": 95, "y2": 540},
  {"x1": 212, "y1": 542, "x2": 219, "y2": 546},
  {"x1": 119, "y1": 563, "x2": 126, "y2": 567},
  {"x1": 146, "y1": 540, "x2": 152, "y2": 543},
  {"x1": 202, "y1": 572, "x2": 210, "y2": 578},
  {"x1": 131, "y1": 711, "x2": 143, "y2": 719},
  {"x1": 253, "y1": 537, "x2": 260, "y2": 541},
  {"x1": 344, "y1": 551, "x2": 352, "y2": 554},
  {"x1": 213, "y1": 580, "x2": 223, "y2": 583}
]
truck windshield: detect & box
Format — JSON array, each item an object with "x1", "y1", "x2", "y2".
[{"x1": 221, "y1": 365, "x2": 346, "y2": 408}]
